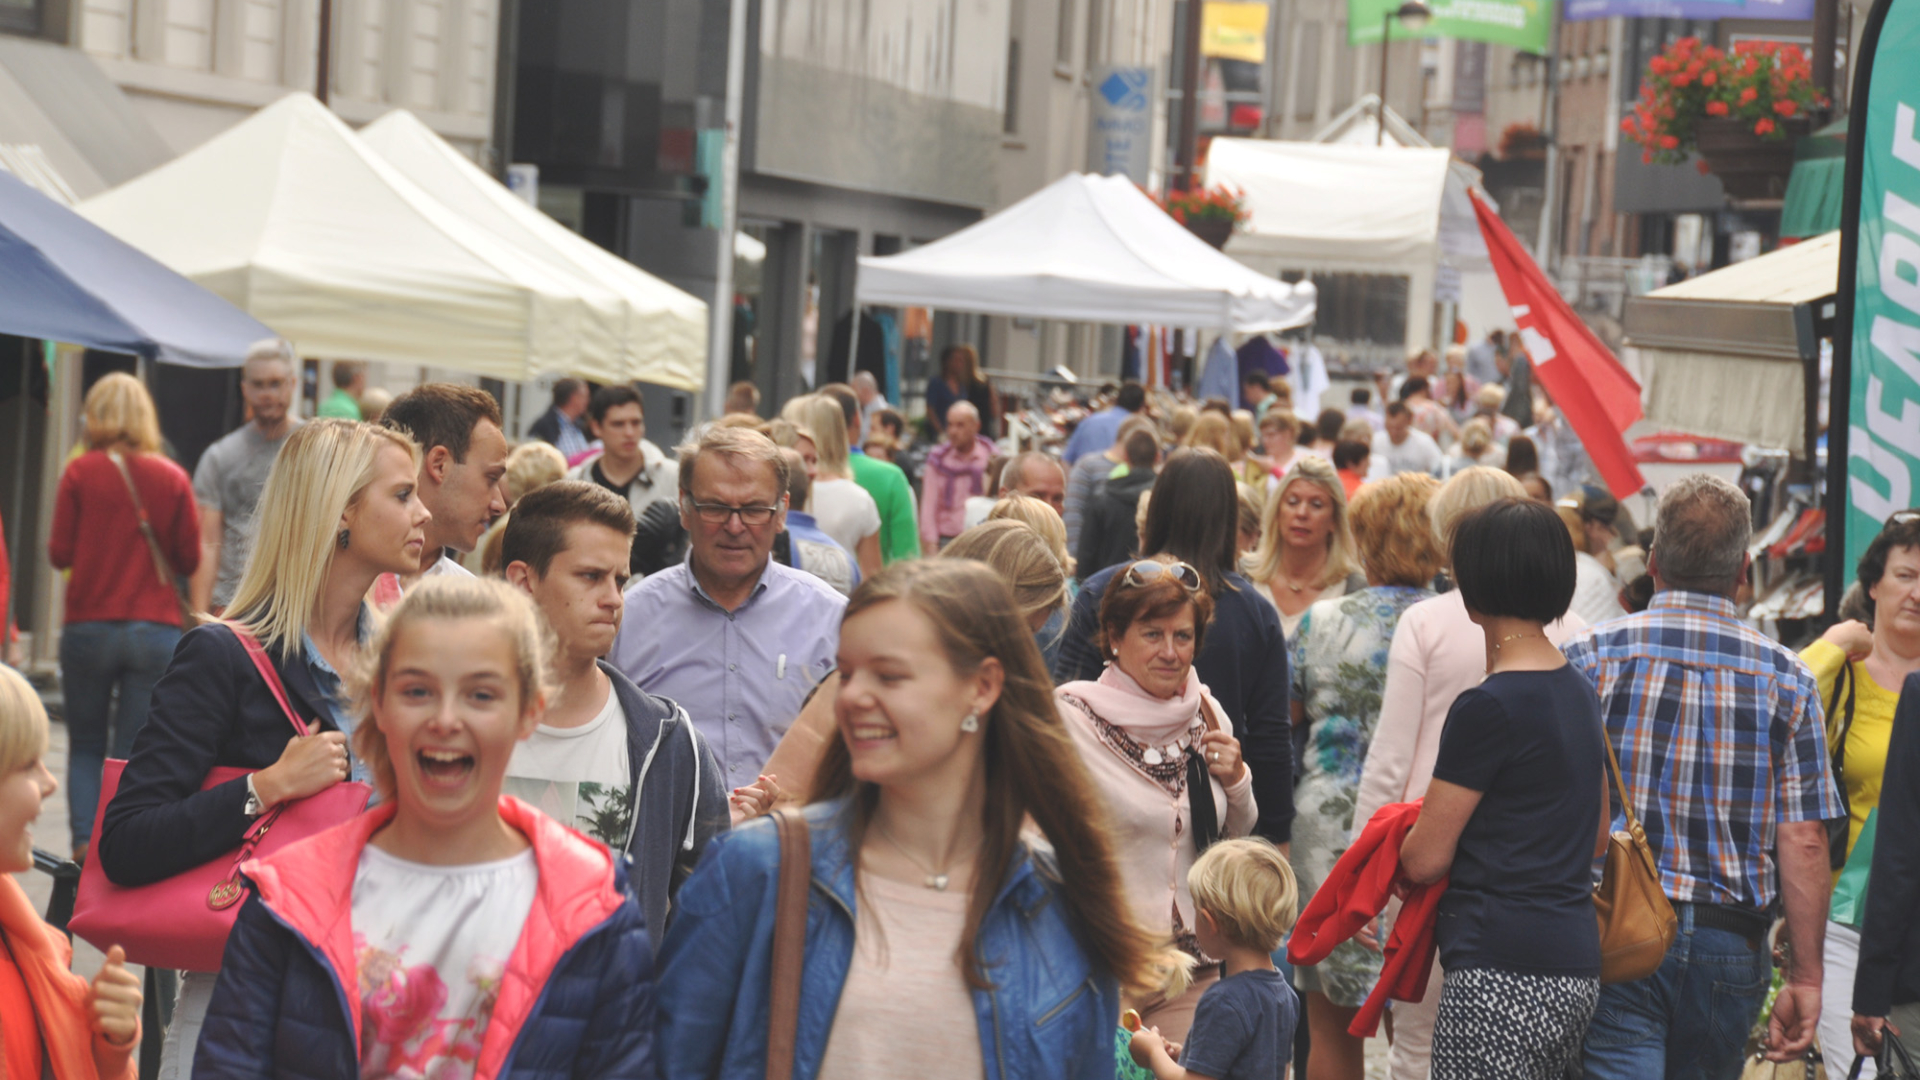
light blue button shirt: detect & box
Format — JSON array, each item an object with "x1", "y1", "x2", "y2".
[
  {"x1": 611, "y1": 557, "x2": 848, "y2": 780},
  {"x1": 301, "y1": 605, "x2": 373, "y2": 785}
]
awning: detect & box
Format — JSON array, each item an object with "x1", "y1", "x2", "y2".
[
  {"x1": 0, "y1": 36, "x2": 171, "y2": 202},
  {"x1": 1781, "y1": 118, "x2": 1846, "y2": 241},
  {"x1": 0, "y1": 168, "x2": 276, "y2": 366},
  {"x1": 1622, "y1": 231, "x2": 1839, "y2": 455}
]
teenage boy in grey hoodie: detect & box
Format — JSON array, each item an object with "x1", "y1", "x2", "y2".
[{"x1": 501, "y1": 481, "x2": 744, "y2": 942}]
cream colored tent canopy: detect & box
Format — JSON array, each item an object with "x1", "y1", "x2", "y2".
[
  {"x1": 1623, "y1": 231, "x2": 1838, "y2": 457},
  {"x1": 80, "y1": 93, "x2": 639, "y2": 383},
  {"x1": 361, "y1": 110, "x2": 707, "y2": 392}
]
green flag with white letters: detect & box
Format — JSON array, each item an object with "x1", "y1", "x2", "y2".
[{"x1": 1838, "y1": 0, "x2": 1920, "y2": 579}]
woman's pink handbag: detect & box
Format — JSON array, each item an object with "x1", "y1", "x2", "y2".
[{"x1": 68, "y1": 625, "x2": 372, "y2": 972}]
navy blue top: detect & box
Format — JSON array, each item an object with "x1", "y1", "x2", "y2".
[
  {"x1": 1054, "y1": 566, "x2": 1294, "y2": 843},
  {"x1": 1181, "y1": 969, "x2": 1298, "y2": 1080},
  {"x1": 1431, "y1": 665, "x2": 1606, "y2": 977}
]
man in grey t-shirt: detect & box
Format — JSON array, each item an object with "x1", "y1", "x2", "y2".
[{"x1": 190, "y1": 341, "x2": 302, "y2": 612}]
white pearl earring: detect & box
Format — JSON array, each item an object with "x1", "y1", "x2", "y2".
[{"x1": 959, "y1": 712, "x2": 980, "y2": 733}]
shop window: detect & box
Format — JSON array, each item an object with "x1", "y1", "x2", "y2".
[
  {"x1": 0, "y1": 0, "x2": 42, "y2": 36},
  {"x1": 1305, "y1": 273, "x2": 1410, "y2": 347}
]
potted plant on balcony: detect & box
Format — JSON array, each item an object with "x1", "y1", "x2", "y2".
[
  {"x1": 1157, "y1": 186, "x2": 1250, "y2": 249},
  {"x1": 1621, "y1": 37, "x2": 1823, "y2": 199}
]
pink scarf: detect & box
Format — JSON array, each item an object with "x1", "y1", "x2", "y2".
[{"x1": 1057, "y1": 663, "x2": 1204, "y2": 747}]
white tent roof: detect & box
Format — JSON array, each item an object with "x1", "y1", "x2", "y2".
[
  {"x1": 854, "y1": 172, "x2": 1315, "y2": 332},
  {"x1": 1205, "y1": 138, "x2": 1454, "y2": 273},
  {"x1": 78, "y1": 93, "x2": 606, "y2": 382},
  {"x1": 360, "y1": 110, "x2": 708, "y2": 392}
]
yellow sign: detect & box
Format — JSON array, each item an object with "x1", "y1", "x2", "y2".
[{"x1": 1202, "y1": 2, "x2": 1269, "y2": 63}]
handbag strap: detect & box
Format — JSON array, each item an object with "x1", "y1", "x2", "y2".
[
  {"x1": 1829, "y1": 659, "x2": 1857, "y2": 778},
  {"x1": 767, "y1": 809, "x2": 811, "y2": 1080},
  {"x1": 1188, "y1": 693, "x2": 1225, "y2": 854},
  {"x1": 106, "y1": 450, "x2": 186, "y2": 598},
  {"x1": 226, "y1": 624, "x2": 313, "y2": 740},
  {"x1": 1601, "y1": 728, "x2": 1648, "y2": 839}
]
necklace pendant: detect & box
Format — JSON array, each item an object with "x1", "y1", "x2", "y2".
[
  {"x1": 927, "y1": 873, "x2": 950, "y2": 891},
  {"x1": 1141, "y1": 746, "x2": 1164, "y2": 766}
]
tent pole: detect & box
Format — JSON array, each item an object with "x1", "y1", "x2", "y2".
[
  {"x1": 4, "y1": 339, "x2": 26, "y2": 644},
  {"x1": 316, "y1": 0, "x2": 333, "y2": 104}
]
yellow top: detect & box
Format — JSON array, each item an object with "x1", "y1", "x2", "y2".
[{"x1": 1800, "y1": 638, "x2": 1898, "y2": 885}]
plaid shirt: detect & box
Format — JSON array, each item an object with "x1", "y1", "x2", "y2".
[{"x1": 1562, "y1": 590, "x2": 1842, "y2": 910}]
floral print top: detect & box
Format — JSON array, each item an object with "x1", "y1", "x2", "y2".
[
  {"x1": 1287, "y1": 584, "x2": 1432, "y2": 1006},
  {"x1": 352, "y1": 844, "x2": 538, "y2": 1079}
]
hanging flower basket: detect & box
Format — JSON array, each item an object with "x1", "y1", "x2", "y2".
[
  {"x1": 1693, "y1": 117, "x2": 1812, "y2": 198},
  {"x1": 1621, "y1": 38, "x2": 1824, "y2": 198},
  {"x1": 1154, "y1": 186, "x2": 1249, "y2": 249}
]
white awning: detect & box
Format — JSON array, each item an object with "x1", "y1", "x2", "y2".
[{"x1": 854, "y1": 172, "x2": 1315, "y2": 332}]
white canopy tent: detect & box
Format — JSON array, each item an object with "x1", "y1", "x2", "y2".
[
  {"x1": 361, "y1": 110, "x2": 708, "y2": 392},
  {"x1": 79, "y1": 93, "x2": 612, "y2": 382},
  {"x1": 1206, "y1": 122, "x2": 1512, "y2": 352},
  {"x1": 854, "y1": 172, "x2": 1316, "y2": 332}
]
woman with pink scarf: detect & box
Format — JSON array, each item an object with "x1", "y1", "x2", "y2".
[{"x1": 1055, "y1": 555, "x2": 1258, "y2": 1042}]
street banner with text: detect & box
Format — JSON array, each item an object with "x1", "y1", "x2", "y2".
[
  {"x1": 1348, "y1": 0, "x2": 1550, "y2": 52},
  {"x1": 1835, "y1": 0, "x2": 1920, "y2": 578}
]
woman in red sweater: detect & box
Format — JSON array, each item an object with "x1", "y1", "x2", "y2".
[{"x1": 47, "y1": 373, "x2": 200, "y2": 862}]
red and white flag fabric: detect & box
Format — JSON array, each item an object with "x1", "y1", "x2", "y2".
[{"x1": 1470, "y1": 188, "x2": 1648, "y2": 499}]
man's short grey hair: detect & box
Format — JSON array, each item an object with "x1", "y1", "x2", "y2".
[
  {"x1": 1653, "y1": 473, "x2": 1751, "y2": 595},
  {"x1": 852, "y1": 372, "x2": 878, "y2": 391},
  {"x1": 678, "y1": 424, "x2": 790, "y2": 500},
  {"x1": 1001, "y1": 451, "x2": 1064, "y2": 491},
  {"x1": 947, "y1": 400, "x2": 980, "y2": 424},
  {"x1": 243, "y1": 338, "x2": 295, "y2": 370}
]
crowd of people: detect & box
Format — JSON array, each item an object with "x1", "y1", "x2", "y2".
[{"x1": 4, "y1": 332, "x2": 1918, "y2": 1080}]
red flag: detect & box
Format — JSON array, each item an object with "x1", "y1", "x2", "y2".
[{"x1": 1471, "y1": 189, "x2": 1647, "y2": 499}]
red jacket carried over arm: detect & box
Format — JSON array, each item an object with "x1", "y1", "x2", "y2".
[{"x1": 1287, "y1": 800, "x2": 1447, "y2": 1037}]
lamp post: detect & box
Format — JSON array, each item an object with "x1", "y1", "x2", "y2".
[{"x1": 1377, "y1": 0, "x2": 1433, "y2": 145}]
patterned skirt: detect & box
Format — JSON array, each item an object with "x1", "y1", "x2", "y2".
[{"x1": 1430, "y1": 967, "x2": 1600, "y2": 1080}]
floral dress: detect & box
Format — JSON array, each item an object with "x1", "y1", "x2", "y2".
[{"x1": 1289, "y1": 584, "x2": 1433, "y2": 1007}]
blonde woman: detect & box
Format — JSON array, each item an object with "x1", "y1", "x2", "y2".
[
  {"x1": 49, "y1": 373, "x2": 201, "y2": 861},
  {"x1": 194, "y1": 578, "x2": 653, "y2": 1078},
  {"x1": 1354, "y1": 467, "x2": 1588, "y2": 1080},
  {"x1": 790, "y1": 395, "x2": 883, "y2": 577},
  {"x1": 1246, "y1": 457, "x2": 1365, "y2": 638},
  {"x1": 988, "y1": 492, "x2": 1075, "y2": 581},
  {"x1": 0, "y1": 666, "x2": 144, "y2": 1080},
  {"x1": 96, "y1": 420, "x2": 428, "y2": 1080}
]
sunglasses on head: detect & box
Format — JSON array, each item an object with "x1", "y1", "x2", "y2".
[
  {"x1": 1891, "y1": 511, "x2": 1920, "y2": 529},
  {"x1": 1120, "y1": 560, "x2": 1203, "y2": 593}
]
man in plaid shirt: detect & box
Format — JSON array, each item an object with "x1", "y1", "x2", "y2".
[{"x1": 1564, "y1": 474, "x2": 1842, "y2": 1080}]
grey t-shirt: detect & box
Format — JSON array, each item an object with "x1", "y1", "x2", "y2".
[{"x1": 193, "y1": 419, "x2": 301, "y2": 606}]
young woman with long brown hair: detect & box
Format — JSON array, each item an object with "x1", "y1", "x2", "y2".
[{"x1": 656, "y1": 559, "x2": 1161, "y2": 1079}]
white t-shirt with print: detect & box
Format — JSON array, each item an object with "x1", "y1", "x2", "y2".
[
  {"x1": 352, "y1": 845, "x2": 538, "y2": 1080},
  {"x1": 502, "y1": 684, "x2": 634, "y2": 847}
]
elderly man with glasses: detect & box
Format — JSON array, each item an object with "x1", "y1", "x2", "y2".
[{"x1": 611, "y1": 425, "x2": 848, "y2": 787}]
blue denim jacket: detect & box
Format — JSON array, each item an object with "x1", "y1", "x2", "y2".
[{"x1": 655, "y1": 799, "x2": 1121, "y2": 1080}]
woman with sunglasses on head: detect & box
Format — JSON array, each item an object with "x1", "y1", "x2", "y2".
[
  {"x1": 1055, "y1": 448, "x2": 1294, "y2": 858},
  {"x1": 1805, "y1": 509, "x2": 1920, "y2": 1077},
  {"x1": 1057, "y1": 554, "x2": 1256, "y2": 1043},
  {"x1": 1289, "y1": 472, "x2": 1442, "y2": 1080}
]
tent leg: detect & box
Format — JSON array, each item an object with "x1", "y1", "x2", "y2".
[{"x1": 845, "y1": 302, "x2": 862, "y2": 386}]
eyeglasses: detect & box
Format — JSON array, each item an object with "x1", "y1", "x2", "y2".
[
  {"x1": 1120, "y1": 560, "x2": 1203, "y2": 593},
  {"x1": 684, "y1": 498, "x2": 781, "y2": 527}
]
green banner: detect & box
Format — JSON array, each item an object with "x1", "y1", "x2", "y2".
[
  {"x1": 1347, "y1": 0, "x2": 1551, "y2": 51},
  {"x1": 1842, "y1": 0, "x2": 1920, "y2": 577}
]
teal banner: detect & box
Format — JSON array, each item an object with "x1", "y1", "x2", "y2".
[
  {"x1": 1348, "y1": 0, "x2": 1551, "y2": 51},
  {"x1": 1841, "y1": 0, "x2": 1920, "y2": 578}
]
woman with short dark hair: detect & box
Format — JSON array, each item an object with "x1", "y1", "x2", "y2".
[
  {"x1": 1056, "y1": 555, "x2": 1254, "y2": 1041},
  {"x1": 1054, "y1": 449, "x2": 1294, "y2": 852},
  {"x1": 1398, "y1": 498, "x2": 1609, "y2": 1080}
]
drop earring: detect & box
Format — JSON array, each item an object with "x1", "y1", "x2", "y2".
[
  {"x1": 337, "y1": 529, "x2": 350, "y2": 551},
  {"x1": 959, "y1": 712, "x2": 980, "y2": 733}
]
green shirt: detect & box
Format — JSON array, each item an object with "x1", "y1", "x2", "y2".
[
  {"x1": 848, "y1": 452, "x2": 920, "y2": 564},
  {"x1": 317, "y1": 388, "x2": 362, "y2": 420}
]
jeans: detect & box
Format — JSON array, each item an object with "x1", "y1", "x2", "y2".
[
  {"x1": 1582, "y1": 903, "x2": 1772, "y2": 1080},
  {"x1": 60, "y1": 619, "x2": 180, "y2": 850}
]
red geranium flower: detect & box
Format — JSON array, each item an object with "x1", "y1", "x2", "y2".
[
  {"x1": 1775, "y1": 99, "x2": 1797, "y2": 116},
  {"x1": 1755, "y1": 118, "x2": 1776, "y2": 135},
  {"x1": 1706, "y1": 100, "x2": 1730, "y2": 116}
]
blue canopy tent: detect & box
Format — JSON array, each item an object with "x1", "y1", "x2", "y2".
[{"x1": 0, "y1": 168, "x2": 273, "y2": 366}]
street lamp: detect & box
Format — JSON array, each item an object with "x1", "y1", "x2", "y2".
[{"x1": 1377, "y1": 0, "x2": 1433, "y2": 145}]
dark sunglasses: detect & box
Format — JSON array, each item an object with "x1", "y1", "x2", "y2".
[{"x1": 1120, "y1": 560, "x2": 1202, "y2": 593}]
